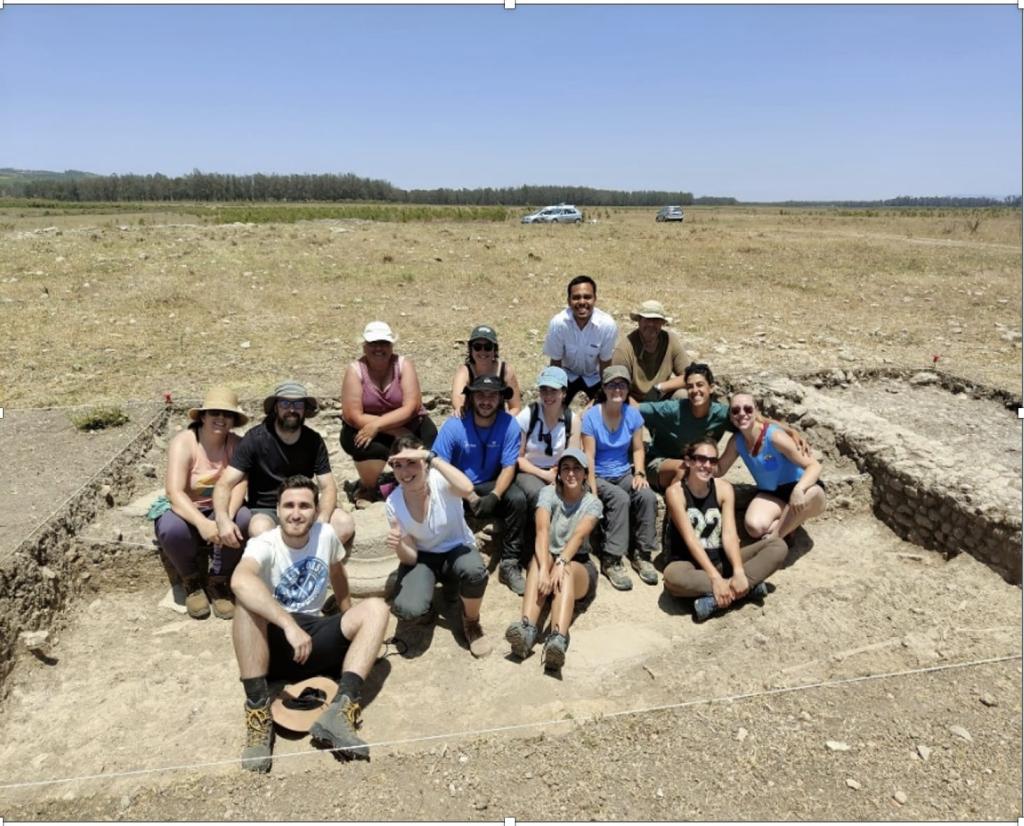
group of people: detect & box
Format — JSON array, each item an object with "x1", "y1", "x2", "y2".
[{"x1": 152, "y1": 275, "x2": 826, "y2": 773}]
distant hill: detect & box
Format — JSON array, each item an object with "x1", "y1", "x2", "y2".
[{"x1": 0, "y1": 167, "x2": 98, "y2": 196}]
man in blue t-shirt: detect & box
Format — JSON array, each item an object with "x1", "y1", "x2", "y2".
[{"x1": 434, "y1": 375, "x2": 528, "y2": 595}]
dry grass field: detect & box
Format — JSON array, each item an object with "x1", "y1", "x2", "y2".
[{"x1": 1, "y1": 204, "x2": 1020, "y2": 409}]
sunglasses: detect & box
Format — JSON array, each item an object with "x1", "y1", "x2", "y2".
[
  {"x1": 689, "y1": 454, "x2": 719, "y2": 466},
  {"x1": 204, "y1": 409, "x2": 234, "y2": 418},
  {"x1": 730, "y1": 404, "x2": 755, "y2": 416},
  {"x1": 278, "y1": 399, "x2": 305, "y2": 411},
  {"x1": 472, "y1": 341, "x2": 496, "y2": 352}
]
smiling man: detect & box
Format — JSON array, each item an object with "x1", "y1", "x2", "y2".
[
  {"x1": 612, "y1": 300, "x2": 691, "y2": 403},
  {"x1": 432, "y1": 374, "x2": 528, "y2": 595},
  {"x1": 213, "y1": 380, "x2": 355, "y2": 548},
  {"x1": 230, "y1": 475, "x2": 389, "y2": 773},
  {"x1": 543, "y1": 275, "x2": 620, "y2": 406}
]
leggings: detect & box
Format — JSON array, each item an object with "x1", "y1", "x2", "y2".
[
  {"x1": 663, "y1": 536, "x2": 787, "y2": 598},
  {"x1": 154, "y1": 506, "x2": 252, "y2": 581}
]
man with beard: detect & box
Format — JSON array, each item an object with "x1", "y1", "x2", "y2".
[
  {"x1": 612, "y1": 300, "x2": 691, "y2": 403},
  {"x1": 543, "y1": 275, "x2": 619, "y2": 406},
  {"x1": 432, "y1": 375, "x2": 529, "y2": 595},
  {"x1": 214, "y1": 380, "x2": 355, "y2": 547},
  {"x1": 231, "y1": 475, "x2": 390, "y2": 772}
]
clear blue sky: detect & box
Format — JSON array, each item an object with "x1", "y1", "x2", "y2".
[{"x1": 1, "y1": 5, "x2": 1019, "y2": 201}]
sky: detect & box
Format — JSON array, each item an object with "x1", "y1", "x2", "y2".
[{"x1": 0, "y1": 4, "x2": 1020, "y2": 201}]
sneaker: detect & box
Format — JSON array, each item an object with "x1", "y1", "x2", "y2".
[
  {"x1": 505, "y1": 618, "x2": 538, "y2": 660},
  {"x1": 183, "y1": 578, "x2": 211, "y2": 619},
  {"x1": 498, "y1": 561, "x2": 526, "y2": 596},
  {"x1": 462, "y1": 614, "x2": 493, "y2": 658},
  {"x1": 693, "y1": 595, "x2": 720, "y2": 623},
  {"x1": 241, "y1": 699, "x2": 274, "y2": 773},
  {"x1": 310, "y1": 695, "x2": 369, "y2": 761},
  {"x1": 542, "y1": 632, "x2": 569, "y2": 671},
  {"x1": 207, "y1": 578, "x2": 234, "y2": 620},
  {"x1": 630, "y1": 555, "x2": 659, "y2": 586},
  {"x1": 600, "y1": 555, "x2": 633, "y2": 591},
  {"x1": 748, "y1": 582, "x2": 769, "y2": 601}
]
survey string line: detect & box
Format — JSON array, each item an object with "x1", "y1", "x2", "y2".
[{"x1": 0, "y1": 652, "x2": 1018, "y2": 792}]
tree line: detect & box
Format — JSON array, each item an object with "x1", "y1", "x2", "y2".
[{"x1": 3, "y1": 169, "x2": 709, "y2": 207}]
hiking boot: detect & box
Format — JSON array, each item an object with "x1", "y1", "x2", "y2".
[
  {"x1": 748, "y1": 582, "x2": 769, "y2": 602},
  {"x1": 542, "y1": 632, "x2": 569, "y2": 671},
  {"x1": 207, "y1": 577, "x2": 234, "y2": 620},
  {"x1": 600, "y1": 554, "x2": 633, "y2": 591},
  {"x1": 504, "y1": 618, "x2": 538, "y2": 660},
  {"x1": 310, "y1": 694, "x2": 369, "y2": 761},
  {"x1": 462, "y1": 614, "x2": 493, "y2": 658},
  {"x1": 498, "y1": 560, "x2": 526, "y2": 596},
  {"x1": 693, "y1": 595, "x2": 720, "y2": 623},
  {"x1": 183, "y1": 577, "x2": 211, "y2": 619},
  {"x1": 630, "y1": 554, "x2": 659, "y2": 586},
  {"x1": 241, "y1": 699, "x2": 274, "y2": 773}
]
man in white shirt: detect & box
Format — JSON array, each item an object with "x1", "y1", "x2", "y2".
[
  {"x1": 543, "y1": 275, "x2": 620, "y2": 406},
  {"x1": 230, "y1": 475, "x2": 389, "y2": 773}
]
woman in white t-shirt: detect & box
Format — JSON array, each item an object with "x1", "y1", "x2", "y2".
[
  {"x1": 512, "y1": 366, "x2": 580, "y2": 510},
  {"x1": 504, "y1": 448, "x2": 601, "y2": 672},
  {"x1": 385, "y1": 436, "x2": 493, "y2": 658}
]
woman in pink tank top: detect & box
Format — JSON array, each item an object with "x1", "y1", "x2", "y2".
[
  {"x1": 341, "y1": 321, "x2": 437, "y2": 507},
  {"x1": 155, "y1": 386, "x2": 253, "y2": 620}
]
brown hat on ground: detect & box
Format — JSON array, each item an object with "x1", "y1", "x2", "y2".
[
  {"x1": 187, "y1": 386, "x2": 249, "y2": 426},
  {"x1": 270, "y1": 676, "x2": 339, "y2": 732}
]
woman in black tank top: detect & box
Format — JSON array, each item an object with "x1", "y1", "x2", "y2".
[
  {"x1": 662, "y1": 438, "x2": 787, "y2": 621},
  {"x1": 450, "y1": 324, "x2": 523, "y2": 417}
]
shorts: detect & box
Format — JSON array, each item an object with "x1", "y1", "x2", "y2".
[
  {"x1": 250, "y1": 507, "x2": 279, "y2": 525},
  {"x1": 267, "y1": 611, "x2": 351, "y2": 683},
  {"x1": 761, "y1": 479, "x2": 826, "y2": 503},
  {"x1": 575, "y1": 554, "x2": 599, "y2": 602},
  {"x1": 340, "y1": 416, "x2": 438, "y2": 463}
]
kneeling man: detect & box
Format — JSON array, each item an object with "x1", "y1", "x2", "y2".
[{"x1": 230, "y1": 475, "x2": 389, "y2": 772}]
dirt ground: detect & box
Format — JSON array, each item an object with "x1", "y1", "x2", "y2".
[{"x1": 0, "y1": 206, "x2": 1021, "y2": 820}]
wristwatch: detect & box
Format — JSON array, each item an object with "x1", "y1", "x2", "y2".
[
  {"x1": 554, "y1": 557, "x2": 568, "y2": 567},
  {"x1": 426, "y1": 450, "x2": 437, "y2": 466}
]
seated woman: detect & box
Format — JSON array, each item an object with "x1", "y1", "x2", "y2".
[
  {"x1": 154, "y1": 386, "x2": 252, "y2": 620},
  {"x1": 505, "y1": 448, "x2": 601, "y2": 671},
  {"x1": 384, "y1": 436, "x2": 492, "y2": 658},
  {"x1": 513, "y1": 366, "x2": 580, "y2": 509},
  {"x1": 663, "y1": 438, "x2": 787, "y2": 622},
  {"x1": 450, "y1": 324, "x2": 522, "y2": 418},
  {"x1": 717, "y1": 390, "x2": 827, "y2": 540},
  {"x1": 341, "y1": 321, "x2": 437, "y2": 506},
  {"x1": 581, "y1": 365, "x2": 659, "y2": 590}
]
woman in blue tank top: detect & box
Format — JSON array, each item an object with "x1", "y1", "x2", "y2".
[{"x1": 718, "y1": 391, "x2": 826, "y2": 540}]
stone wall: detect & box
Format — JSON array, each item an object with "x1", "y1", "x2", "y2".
[{"x1": 745, "y1": 374, "x2": 1021, "y2": 585}]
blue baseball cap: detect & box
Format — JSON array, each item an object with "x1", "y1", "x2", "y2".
[{"x1": 537, "y1": 366, "x2": 568, "y2": 389}]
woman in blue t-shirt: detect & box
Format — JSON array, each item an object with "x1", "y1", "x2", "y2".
[
  {"x1": 718, "y1": 391, "x2": 826, "y2": 540},
  {"x1": 581, "y1": 365, "x2": 659, "y2": 590}
]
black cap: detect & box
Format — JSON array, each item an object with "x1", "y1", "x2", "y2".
[{"x1": 469, "y1": 324, "x2": 498, "y2": 344}]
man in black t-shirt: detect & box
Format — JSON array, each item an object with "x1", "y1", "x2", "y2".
[{"x1": 214, "y1": 380, "x2": 355, "y2": 549}]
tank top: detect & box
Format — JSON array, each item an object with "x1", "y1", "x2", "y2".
[
  {"x1": 734, "y1": 423, "x2": 803, "y2": 492},
  {"x1": 683, "y1": 479, "x2": 724, "y2": 558},
  {"x1": 466, "y1": 359, "x2": 507, "y2": 383},
  {"x1": 357, "y1": 355, "x2": 426, "y2": 417},
  {"x1": 188, "y1": 431, "x2": 236, "y2": 509}
]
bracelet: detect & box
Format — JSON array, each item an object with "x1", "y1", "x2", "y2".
[
  {"x1": 426, "y1": 450, "x2": 437, "y2": 466},
  {"x1": 635, "y1": 470, "x2": 646, "y2": 477},
  {"x1": 555, "y1": 557, "x2": 568, "y2": 567}
]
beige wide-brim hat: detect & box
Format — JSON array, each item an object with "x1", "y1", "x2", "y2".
[
  {"x1": 262, "y1": 380, "x2": 319, "y2": 418},
  {"x1": 629, "y1": 299, "x2": 672, "y2": 324},
  {"x1": 270, "y1": 676, "x2": 339, "y2": 733},
  {"x1": 187, "y1": 386, "x2": 249, "y2": 426}
]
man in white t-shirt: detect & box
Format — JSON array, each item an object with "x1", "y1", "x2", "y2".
[
  {"x1": 543, "y1": 275, "x2": 620, "y2": 406},
  {"x1": 230, "y1": 475, "x2": 389, "y2": 773}
]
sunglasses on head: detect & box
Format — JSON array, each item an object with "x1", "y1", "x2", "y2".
[
  {"x1": 472, "y1": 341, "x2": 496, "y2": 352},
  {"x1": 730, "y1": 404, "x2": 755, "y2": 416},
  {"x1": 689, "y1": 454, "x2": 719, "y2": 466}
]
